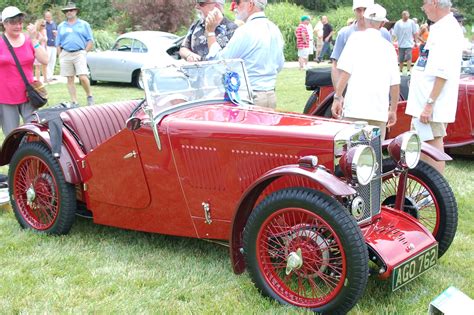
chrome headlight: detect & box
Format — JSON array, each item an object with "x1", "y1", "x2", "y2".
[
  {"x1": 340, "y1": 145, "x2": 377, "y2": 185},
  {"x1": 388, "y1": 131, "x2": 421, "y2": 169}
]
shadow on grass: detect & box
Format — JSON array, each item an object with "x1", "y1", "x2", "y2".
[{"x1": 69, "y1": 216, "x2": 230, "y2": 263}]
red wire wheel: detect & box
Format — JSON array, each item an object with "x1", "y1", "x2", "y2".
[
  {"x1": 244, "y1": 188, "x2": 368, "y2": 313},
  {"x1": 381, "y1": 159, "x2": 458, "y2": 258},
  {"x1": 9, "y1": 142, "x2": 76, "y2": 234},
  {"x1": 13, "y1": 155, "x2": 59, "y2": 230}
]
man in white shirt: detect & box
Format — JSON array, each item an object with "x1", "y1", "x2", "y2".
[
  {"x1": 406, "y1": 0, "x2": 464, "y2": 174},
  {"x1": 331, "y1": 4, "x2": 400, "y2": 140}
]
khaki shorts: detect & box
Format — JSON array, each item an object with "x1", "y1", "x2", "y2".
[
  {"x1": 411, "y1": 119, "x2": 447, "y2": 138},
  {"x1": 253, "y1": 90, "x2": 277, "y2": 109},
  {"x1": 59, "y1": 50, "x2": 88, "y2": 77}
]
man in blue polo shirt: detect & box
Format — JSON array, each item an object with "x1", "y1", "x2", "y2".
[{"x1": 56, "y1": 2, "x2": 94, "y2": 106}]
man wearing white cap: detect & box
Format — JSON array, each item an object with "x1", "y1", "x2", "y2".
[
  {"x1": 179, "y1": 0, "x2": 237, "y2": 62},
  {"x1": 330, "y1": 0, "x2": 391, "y2": 87},
  {"x1": 205, "y1": 0, "x2": 284, "y2": 109},
  {"x1": 331, "y1": 4, "x2": 400, "y2": 140}
]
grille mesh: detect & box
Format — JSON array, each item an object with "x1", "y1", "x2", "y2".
[{"x1": 350, "y1": 135, "x2": 382, "y2": 224}]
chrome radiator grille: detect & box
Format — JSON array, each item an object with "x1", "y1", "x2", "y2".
[
  {"x1": 334, "y1": 124, "x2": 382, "y2": 225},
  {"x1": 350, "y1": 135, "x2": 382, "y2": 224}
]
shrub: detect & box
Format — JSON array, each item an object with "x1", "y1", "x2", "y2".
[
  {"x1": 111, "y1": 0, "x2": 195, "y2": 33},
  {"x1": 266, "y1": 2, "x2": 309, "y2": 61},
  {"x1": 92, "y1": 29, "x2": 117, "y2": 51},
  {"x1": 325, "y1": 6, "x2": 355, "y2": 37}
]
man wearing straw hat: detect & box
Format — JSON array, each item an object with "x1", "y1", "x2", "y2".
[{"x1": 56, "y1": 2, "x2": 94, "y2": 106}]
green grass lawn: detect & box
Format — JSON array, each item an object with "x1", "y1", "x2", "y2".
[{"x1": 0, "y1": 70, "x2": 472, "y2": 313}]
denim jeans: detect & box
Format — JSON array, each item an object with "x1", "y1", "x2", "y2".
[{"x1": 318, "y1": 41, "x2": 331, "y2": 61}]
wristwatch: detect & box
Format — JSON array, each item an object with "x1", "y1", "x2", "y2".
[
  {"x1": 334, "y1": 95, "x2": 343, "y2": 100},
  {"x1": 426, "y1": 97, "x2": 435, "y2": 105}
]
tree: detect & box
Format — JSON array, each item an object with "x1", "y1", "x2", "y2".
[{"x1": 112, "y1": 0, "x2": 195, "y2": 33}]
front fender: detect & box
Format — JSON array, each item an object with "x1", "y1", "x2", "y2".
[
  {"x1": 229, "y1": 164, "x2": 356, "y2": 274},
  {"x1": 382, "y1": 139, "x2": 452, "y2": 161},
  {"x1": 0, "y1": 125, "x2": 82, "y2": 184}
]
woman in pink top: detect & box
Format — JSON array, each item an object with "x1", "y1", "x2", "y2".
[{"x1": 0, "y1": 6, "x2": 48, "y2": 136}]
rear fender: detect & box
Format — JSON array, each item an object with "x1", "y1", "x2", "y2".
[
  {"x1": 0, "y1": 125, "x2": 82, "y2": 184},
  {"x1": 229, "y1": 164, "x2": 356, "y2": 274},
  {"x1": 382, "y1": 139, "x2": 452, "y2": 161}
]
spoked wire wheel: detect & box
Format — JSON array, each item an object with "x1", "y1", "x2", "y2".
[
  {"x1": 244, "y1": 188, "x2": 368, "y2": 313},
  {"x1": 382, "y1": 172, "x2": 440, "y2": 235},
  {"x1": 257, "y1": 208, "x2": 346, "y2": 307},
  {"x1": 9, "y1": 142, "x2": 76, "y2": 234},
  {"x1": 381, "y1": 160, "x2": 457, "y2": 258},
  {"x1": 13, "y1": 156, "x2": 59, "y2": 230}
]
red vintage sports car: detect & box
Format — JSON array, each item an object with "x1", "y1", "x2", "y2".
[
  {"x1": 0, "y1": 60, "x2": 458, "y2": 313},
  {"x1": 304, "y1": 67, "x2": 474, "y2": 155}
]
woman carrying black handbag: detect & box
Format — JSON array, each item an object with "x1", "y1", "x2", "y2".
[{"x1": 0, "y1": 6, "x2": 48, "y2": 136}]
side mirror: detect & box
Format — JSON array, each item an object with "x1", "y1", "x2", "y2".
[{"x1": 126, "y1": 117, "x2": 142, "y2": 131}]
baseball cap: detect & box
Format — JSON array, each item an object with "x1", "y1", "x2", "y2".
[
  {"x1": 1, "y1": 6, "x2": 25, "y2": 22},
  {"x1": 352, "y1": 0, "x2": 374, "y2": 10},
  {"x1": 301, "y1": 15, "x2": 310, "y2": 22},
  {"x1": 363, "y1": 4, "x2": 388, "y2": 22}
]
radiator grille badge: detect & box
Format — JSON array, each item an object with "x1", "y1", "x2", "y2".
[{"x1": 351, "y1": 196, "x2": 365, "y2": 220}]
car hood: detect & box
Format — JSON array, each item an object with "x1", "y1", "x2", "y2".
[{"x1": 164, "y1": 104, "x2": 351, "y2": 148}]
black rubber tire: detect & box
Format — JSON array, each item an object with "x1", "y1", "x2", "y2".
[
  {"x1": 243, "y1": 188, "x2": 368, "y2": 314},
  {"x1": 303, "y1": 91, "x2": 319, "y2": 114},
  {"x1": 381, "y1": 159, "x2": 458, "y2": 258},
  {"x1": 132, "y1": 69, "x2": 143, "y2": 89},
  {"x1": 8, "y1": 142, "x2": 76, "y2": 235}
]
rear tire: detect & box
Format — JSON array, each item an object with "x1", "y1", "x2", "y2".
[
  {"x1": 8, "y1": 142, "x2": 76, "y2": 235},
  {"x1": 243, "y1": 188, "x2": 368, "y2": 313},
  {"x1": 303, "y1": 91, "x2": 319, "y2": 114},
  {"x1": 132, "y1": 70, "x2": 143, "y2": 89}
]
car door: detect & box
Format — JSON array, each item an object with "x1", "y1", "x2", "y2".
[
  {"x1": 85, "y1": 129, "x2": 151, "y2": 210},
  {"x1": 90, "y1": 37, "x2": 140, "y2": 82}
]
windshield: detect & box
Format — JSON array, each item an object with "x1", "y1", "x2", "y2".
[{"x1": 141, "y1": 59, "x2": 253, "y2": 115}]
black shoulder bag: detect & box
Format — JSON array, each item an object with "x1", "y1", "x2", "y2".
[{"x1": 3, "y1": 34, "x2": 48, "y2": 109}]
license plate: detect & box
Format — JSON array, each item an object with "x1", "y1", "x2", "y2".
[{"x1": 392, "y1": 244, "x2": 438, "y2": 291}]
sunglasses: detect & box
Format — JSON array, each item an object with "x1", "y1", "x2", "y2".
[
  {"x1": 236, "y1": 0, "x2": 249, "y2": 5},
  {"x1": 64, "y1": 9, "x2": 76, "y2": 13}
]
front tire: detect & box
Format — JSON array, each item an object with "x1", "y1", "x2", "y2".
[
  {"x1": 243, "y1": 188, "x2": 368, "y2": 314},
  {"x1": 8, "y1": 142, "x2": 76, "y2": 235},
  {"x1": 381, "y1": 160, "x2": 457, "y2": 258}
]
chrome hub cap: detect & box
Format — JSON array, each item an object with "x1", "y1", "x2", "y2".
[
  {"x1": 26, "y1": 184, "x2": 36, "y2": 207},
  {"x1": 286, "y1": 248, "x2": 303, "y2": 275}
]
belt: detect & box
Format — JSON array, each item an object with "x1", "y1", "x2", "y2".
[
  {"x1": 64, "y1": 49, "x2": 82, "y2": 53},
  {"x1": 253, "y1": 89, "x2": 275, "y2": 92}
]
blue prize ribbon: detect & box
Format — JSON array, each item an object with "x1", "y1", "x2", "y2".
[{"x1": 223, "y1": 71, "x2": 241, "y2": 105}]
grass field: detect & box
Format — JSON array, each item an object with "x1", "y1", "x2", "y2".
[{"x1": 0, "y1": 69, "x2": 472, "y2": 314}]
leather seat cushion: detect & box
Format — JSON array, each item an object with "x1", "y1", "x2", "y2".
[{"x1": 60, "y1": 100, "x2": 140, "y2": 153}]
